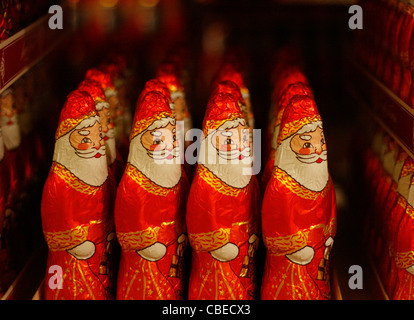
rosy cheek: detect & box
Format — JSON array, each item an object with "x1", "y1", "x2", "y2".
[
  {"x1": 77, "y1": 143, "x2": 91, "y2": 150},
  {"x1": 298, "y1": 148, "x2": 311, "y2": 155},
  {"x1": 220, "y1": 144, "x2": 233, "y2": 151},
  {"x1": 150, "y1": 144, "x2": 165, "y2": 151}
]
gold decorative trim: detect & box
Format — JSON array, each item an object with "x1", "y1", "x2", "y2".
[
  {"x1": 117, "y1": 227, "x2": 160, "y2": 251},
  {"x1": 406, "y1": 204, "x2": 414, "y2": 220},
  {"x1": 124, "y1": 163, "x2": 179, "y2": 197},
  {"x1": 400, "y1": 162, "x2": 414, "y2": 177},
  {"x1": 395, "y1": 251, "x2": 414, "y2": 269},
  {"x1": 55, "y1": 111, "x2": 96, "y2": 140},
  {"x1": 277, "y1": 115, "x2": 322, "y2": 144},
  {"x1": 129, "y1": 111, "x2": 172, "y2": 140},
  {"x1": 263, "y1": 230, "x2": 309, "y2": 256},
  {"x1": 44, "y1": 225, "x2": 89, "y2": 251},
  {"x1": 51, "y1": 162, "x2": 102, "y2": 195},
  {"x1": 197, "y1": 165, "x2": 249, "y2": 197},
  {"x1": 273, "y1": 167, "x2": 331, "y2": 200},
  {"x1": 202, "y1": 115, "x2": 242, "y2": 135},
  {"x1": 189, "y1": 228, "x2": 231, "y2": 252},
  {"x1": 43, "y1": 220, "x2": 106, "y2": 251}
]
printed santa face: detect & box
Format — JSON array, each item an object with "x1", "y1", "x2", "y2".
[
  {"x1": 53, "y1": 91, "x2": 108, "y2": 187},
  {"x1": 210, "y1": 122, "x2": 250, "y2": 161},
  {"x1": 128, "y1": 91, "x2": 181, "y2": 189},
  {"x1": 69, "y1": 119, "x2": 105, "y2": 159},
  {"x1": 0, "y1": 89, "x2": 21, "y2": 151},
  {"x1": 140, "y1": 122, "x2": 178, "y2": 162},
  {"x1": 199, "y1": 92, "x2": 252, "y2": 189},
  {"x1": 78, "y1": 79, "x2": 117, "y2": 165},
  {"x1": 289, "y1": 126, "x2": 327, "y2": 164},
  {"x1": 275, "y1": 96, "x2": 329, "y2": 192}
]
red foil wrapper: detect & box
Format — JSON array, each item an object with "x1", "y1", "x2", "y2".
[
  {"x1": 261, "y1": 95, "x2": 336, "y2": 300},
  {"x1": 186, "y1": 92, "x2": 259, "y2": 300},
  {"x1": 115, "y1": 91, "x2": 189, "y2": 300},
  {"x1": 41, "y1": 90, "x2": 116, "y2": 300}
]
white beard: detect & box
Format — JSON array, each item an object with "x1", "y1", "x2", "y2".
[
  {"x1": 383, "y1": 149, "x2": 397, "y2": 176},
  {"x1": 398, "y1": 173, "x2": 413, "y2": 200},
  {"x1": 276, "y1": 136, "x2": 329, "y2": 192},
  {"x1": 1, "y1": 115, "x2": 21, "y2": 150},
  {"x1": 53, "y1": 134, "x2": 108, "y2": 187},
  {"x1": 105, "y1": 128, "x2": 117, "y2": 165},
  {"x1": 128, "y1": 132, "x2": 181, "y2": 189},
  {"x1": 198, "y1": 135, "x2": 252, "y2": 189}
]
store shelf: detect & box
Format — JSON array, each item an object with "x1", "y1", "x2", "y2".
[
  {"x1": 348, "y1": 60, "x2": 414, "y2": 159},
  {"x1": 0, "y1": 11, "x2": 69, "y2": 95}
]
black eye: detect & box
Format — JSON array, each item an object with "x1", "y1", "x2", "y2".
[
  {"x1": 226, "y1": 138, "x2": 233, "y2": 145},
  {"x1": 82, "y1": 138, "x2": 92, "y2": 144},
  {"x1": 303, "y1": 142, "x2": 312, "y2": 149},
  {"x1": 321, "y1": 139, "x2": 325, "y2": 145},
  {"x1": 173, "y1": 135, "x2": 176, "y2": 141},
  {"x1": 153, "y1": 139, "x2": 162, "y2": 145}
]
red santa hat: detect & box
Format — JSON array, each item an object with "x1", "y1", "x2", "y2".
[
  {"x1": 55, "y1": 90, "x2": 97, "y2": 140},
  {"x1": 202, "y1": 92, "x2": 245, "y2": 136},
  {"x1": 272, "y1": 65, "x2": 309, "y2": 104},
  {"x1": 77, "y1": 79, "x2": 110, "y2": 112},
  {"x1": 211, "y1": 80, "x2": 245, "y2": 105},
  {"x1": 275, "y1": 82, "x2": 313, "y2": 126},
  {"x1": 138, "y1": 79, "x2": 172, "y2": 104},
  {"x1": 84, "y1": 68, "x2": 117, "y2": 98},
  {"x1": 277, "y1": 95, "x2": 322, "y2": 145},
  {"x1": 130, "y1": 90, "x2": 174, "y2": 140},
  {"x1": 213, "y1": 63, "x2": 249, "y2": 96}
]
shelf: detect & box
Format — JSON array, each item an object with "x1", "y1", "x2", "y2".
[
  {"x1": 0, "y1": 11, "x2": 69, "y2": 95},
  {"x1": 348, "y1": 60, "x2": 414, "y2": 159}
]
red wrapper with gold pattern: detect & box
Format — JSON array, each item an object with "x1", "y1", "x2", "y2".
[
  {"x1": 392, "y1": 192, "x2": 414, "y2": 300},
  {"x1": 41, "y1": 90, "x2": 116, "y2": 300},
  {"x1": 261, "y1": 95, "x2": 336, "y2": 300},
  {"x1": 186, "y1": 92, "x2": 259, "y2": 300},
  {"x1": 115, "y1": 90, "x2": 189, "y2": 300},
  {"x1": 382, "y1": 156, "x2": 414, "y2": 298}
]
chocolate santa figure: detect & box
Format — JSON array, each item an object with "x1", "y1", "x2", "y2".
[
  {"x1": 156, "y1": 62, "x2": 193, "y2": 148},
  {"x1": 383, "y1": 156, "x2": 414, "y2": 297},
  {"x1": 85, "y1": 68, "x2": 125, "y2": 183},
  {"x1": 0, "y1": 88, "x2": 24, "y2": 213},
  {"x1": 100, "y1": 58, "x2": 133, "y2": 156},
  {"x1": 41, "y1": 90, "x2": 116, "y2": 300},
  {"x1": 78, "y1": 78, "x2": 122, "y2": 185},
  {"x1": 0, "y1": 88, "x2": 27, "y2": 278},
  {"x1": 213, "y1": 63, "x2": 255, "y2": 130},
  {"x1": 265, "y1": 64, "x2": 309, "y2": 166},
  {"x1": 261, "y1": 95, "x2": 336, "y2": 300},
  {"x1": 186, "y1": 92, "x2": 259, "y2": 300},
  {"x1": 115, "y1": 90, "x2": 189, "y2": 300},
  {"x1": 261, "y1": 82, "x2": 313, "y2": 191}
]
